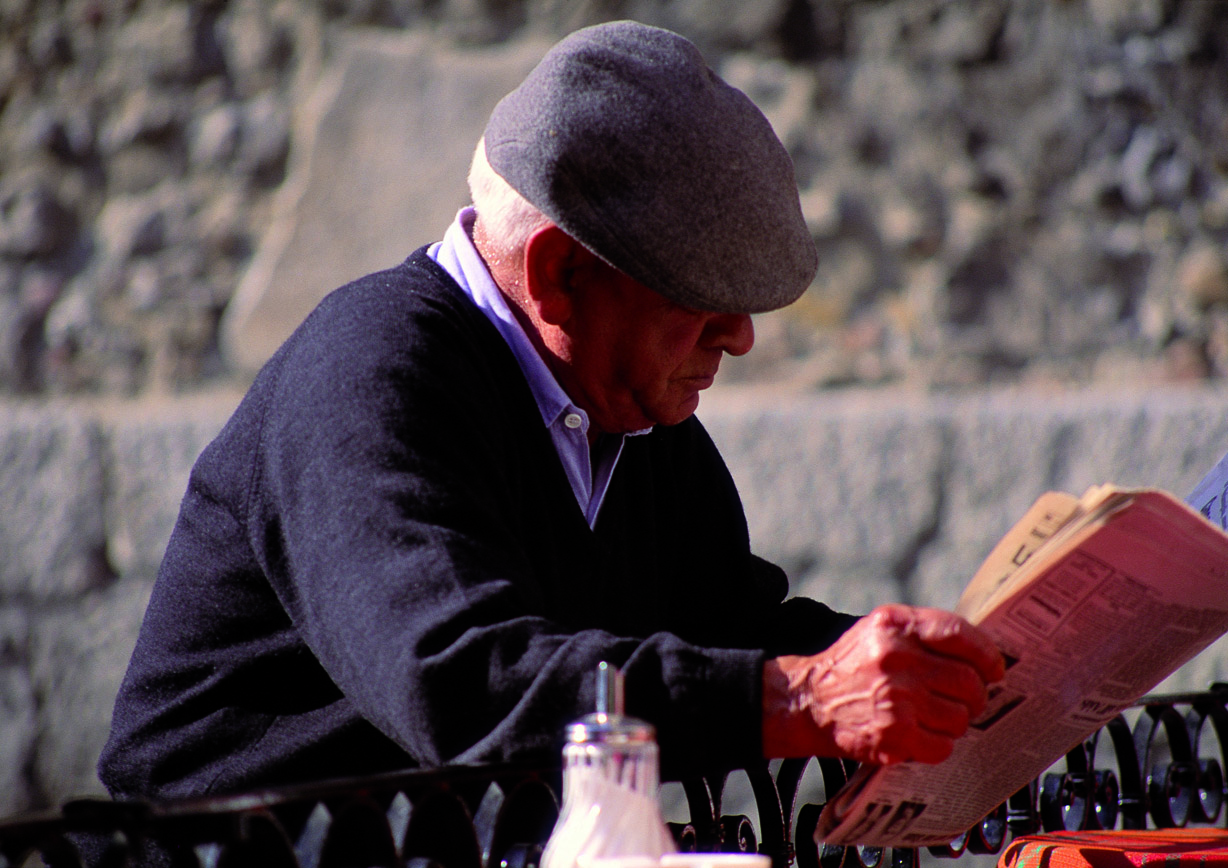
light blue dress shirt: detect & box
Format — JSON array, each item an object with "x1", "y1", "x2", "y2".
[{"x1": 428, "y1": 207, "x2": 643, "y2": 527}]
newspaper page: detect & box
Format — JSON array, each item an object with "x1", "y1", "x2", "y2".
[{"x1": 815, "y1": 486, "x2": 1228, "y2": 849}]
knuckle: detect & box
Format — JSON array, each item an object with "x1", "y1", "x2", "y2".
[
  {"x1": 947, "y1": 705, "x2": 971, "y2": 734},
  {"x1": 927, "y1": 738, "x2": 955, "y2": 764}
]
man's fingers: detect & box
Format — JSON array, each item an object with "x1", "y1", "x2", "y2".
[
  {"x1": 865, "y1": 688, "x2": 972, "y2": 765},
  {"x1": 923, "y1": 657, "x2": 991, "y2": 717},
  {"x1": 915, "y1": 620, "x2": 1004, "y2": 682},
  {"x1": 876, "y1": 604, "x2": 1006, "y2": 684},
  {"x1": 872, "y1": 725, "x2": 956, "y2": 766},
  {"x1": 903, "y1": 729, "x2": 955, "y2": 765},
  {"x1": 917, "y1": 690, "x2": 973, "y2": 739}
]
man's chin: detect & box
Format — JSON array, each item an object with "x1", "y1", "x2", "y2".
[
  {"x1": 604, "y1": 391, "x2": 703, "y2": 433},
  {"x1": 655, "y1": 392, "x2": 703, "y2": 427}
]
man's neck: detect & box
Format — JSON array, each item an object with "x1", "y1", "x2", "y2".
[{"x1": 472, "y1": 219, "x2": 604, "y2": 448}]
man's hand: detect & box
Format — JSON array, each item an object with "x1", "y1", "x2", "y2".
[{"x1": 762, "y1": 604, "x2": 1005, "y2": 766}]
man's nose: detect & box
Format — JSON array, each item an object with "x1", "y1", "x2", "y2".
[{"x1": 705, "y1": 313, "x2": 755, "y2": 356}]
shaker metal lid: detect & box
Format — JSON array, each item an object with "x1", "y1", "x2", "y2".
[{"x1": 565, "y1": 662, "x2": 656, "y2": 744}]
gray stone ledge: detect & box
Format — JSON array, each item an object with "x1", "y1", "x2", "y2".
[{"x1": 3, "y1": 383, "x2": 1228, "y2": 810}]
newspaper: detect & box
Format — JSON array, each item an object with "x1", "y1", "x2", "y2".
[{"x1": 814, "y1": 484, "x2": 1228, "y2": 849}]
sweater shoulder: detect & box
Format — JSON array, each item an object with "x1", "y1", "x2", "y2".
[
  {"x1": 302, "y1": 250, "x2": 487, "y2": 348},
  {"x1": 189, "y1": 250, "x2": 519, "y2": 507},
  {"x1": 266, "y1": 250, "x2": 510, "y2": 400}
]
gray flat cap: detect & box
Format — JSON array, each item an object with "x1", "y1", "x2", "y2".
[{"x1": 482, "y1": 20, "x2": 817, "y2": 314}]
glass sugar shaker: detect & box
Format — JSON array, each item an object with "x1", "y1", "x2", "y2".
[
  {"x1": 564, "y1": 661, "x2": 659, "y2": 797},
  {"x1": 541, "y1": 662, "x2": 676, "y2": 868}
]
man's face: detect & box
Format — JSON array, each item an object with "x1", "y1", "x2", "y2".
[{"x1": 560, "y1": 264, "x2": 755, "y2": 435}]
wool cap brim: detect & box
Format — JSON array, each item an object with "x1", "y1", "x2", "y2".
[{"x1": 482, "y1": 20, "x2": 817, "y2": 315}]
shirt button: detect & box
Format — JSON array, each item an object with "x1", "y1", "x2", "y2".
[{"x1": 564, "y1": 413, "x2": 583, "y2": 429}]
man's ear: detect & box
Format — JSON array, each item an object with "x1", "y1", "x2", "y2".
[{"x1": 523, "y1": 225, "x2": 602, "y2": 326}]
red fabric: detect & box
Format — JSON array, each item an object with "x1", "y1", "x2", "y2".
[{"x1": 999, "y1": 829, "x2": 1228, "y2": 868}]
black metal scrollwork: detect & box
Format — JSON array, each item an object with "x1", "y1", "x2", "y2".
[{"x1": 5, "y1": 687, "x2": 1228, "y2": 868}]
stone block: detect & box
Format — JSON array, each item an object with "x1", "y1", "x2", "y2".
[
  {"x1": 29, "y1": 578, "x2": 156, "y2": 804},
  {"x1": 103, "y1": 392, "x2": 239, "y2": 579},
  {"x1": 0, "y1": 608, "x2": 36, "y2": 817},
  {"x1": 0, "y1": 404, "x2": 109, "y2": 601},
  {"x1": 1042, "y1": 389, "x2": 1228, "y2": 496},
  {"x1": 221, "y1": 31, "x2": 550, "y2": 374},
  {"x1": 4, "y1": 385, "x2": 1228, "y2": 812},
  {"x1": 904, "y1": 388, "x2": 1228, "y2": 609},
  {"x1": 706, "y1": 386, "x2": 1228, "y2": 620},
  {"x1": 907, "y1": 392, "x2": 1089, "y2": 608},
  {"x1": 704, "y1": 389, "x2": 946, "y2": 614}
]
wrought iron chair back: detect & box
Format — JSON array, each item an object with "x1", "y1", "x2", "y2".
[{"x1": 4, "y1": 686, "x2": 1227, "y2": 868}]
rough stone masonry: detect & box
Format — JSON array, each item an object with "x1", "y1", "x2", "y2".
[
  {"x1": 4, "y1": 0, "x2": 1228, "y2": 818},
  {"x1": 4, "y1": 386, "x2": 1228, "y2": 815},
  {"x1": 2, "y1": 0, "x2": 1228, "y2": 393}
]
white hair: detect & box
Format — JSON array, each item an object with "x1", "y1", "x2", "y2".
[{"x1": 467, "y1": 137, "x2": 552, "y2": 259}]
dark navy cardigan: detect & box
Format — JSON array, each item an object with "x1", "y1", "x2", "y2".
[{"x1": 99, "y1": 250, "x2": 856, "y2": 799}]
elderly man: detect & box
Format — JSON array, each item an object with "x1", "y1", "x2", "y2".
[{"x1": 100, "y1": 20, "x2": 1001, "y2": 801}]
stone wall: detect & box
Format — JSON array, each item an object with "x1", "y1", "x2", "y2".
[
  {"x1": 3, "y1": 0, "x2": 1228, "y2": 394},
  {"x1": 6, "y1": 0, "x2": 1228, "y2": 826},
  {"x1": 4, "y1": 385, "x2": 1228, "y2": 815},
  {"x1": 0, "y1": 391, "x2": 237, "y2": 815}
]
